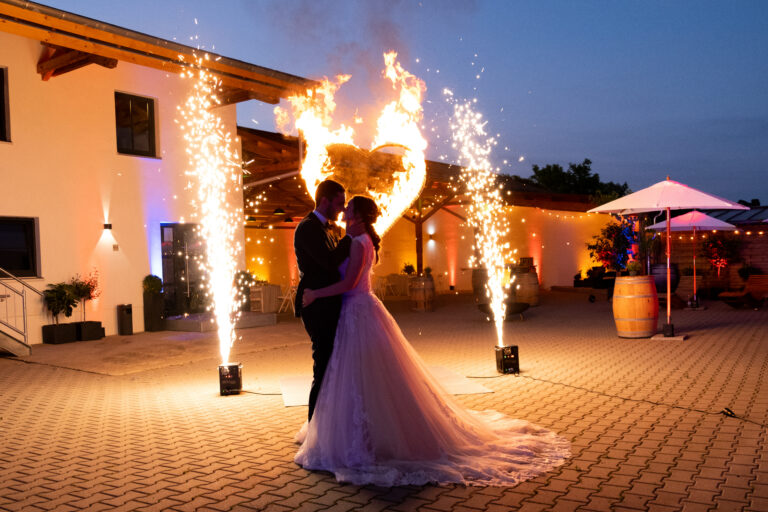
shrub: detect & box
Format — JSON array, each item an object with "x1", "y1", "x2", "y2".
[{"x1": 43, "y1": 283, "x2": 78, "y2": 325}]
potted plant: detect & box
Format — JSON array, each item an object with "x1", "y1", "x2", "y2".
[
  {"x1": 626, "y1": 261, "x2": 642, "y2": 276},
  {"x1": 402, "y1": 263, "x2": 415, "y2": 276},
  {"x1": 142, "y1": 274, "x2": 164, "y2": 331},
  {"x1": 70, "y1": 270, "x2": 104, "y2": 340},
  {"x1": 42, "y1": 282, "x2": 78, "y2": 343}
]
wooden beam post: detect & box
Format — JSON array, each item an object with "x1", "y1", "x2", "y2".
[{"x1": 415, "y1": 199, "x2": 424, "y2": 275}]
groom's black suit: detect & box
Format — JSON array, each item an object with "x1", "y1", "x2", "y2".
[{"x1": 294, "y1": 212, "x2": 351, "y2": 421}]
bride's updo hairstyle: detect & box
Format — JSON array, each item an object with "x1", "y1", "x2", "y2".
[{"x1": 350, "y1": 196, "x2": 381, "y2": 262}]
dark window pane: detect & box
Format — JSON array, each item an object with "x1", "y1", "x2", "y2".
[
  {"x1": 0, "y1": 68, "x2": 8, "y2": 142},
  {"x1": 0, "y1": 218, "x2": 37, "y2": 277},
  {"x1": 115, "y1": 92, "x2": 155, "y2": 156}
]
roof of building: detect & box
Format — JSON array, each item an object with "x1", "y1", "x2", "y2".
[
  {"x1": 0, "y1": 0, "x2": 316, "y2": 103},
  {"x1": 705, "y1": 206, "x2": 768, "y2": 225}
]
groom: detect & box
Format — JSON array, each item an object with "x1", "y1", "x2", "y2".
[{"x1": 294, "y1": 179, "x2": 351, "y2": 421}]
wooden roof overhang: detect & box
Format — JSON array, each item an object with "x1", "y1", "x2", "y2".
[
  {"x1": 0, "y1": 0, "x2": 316, "y2": 103},
  {"x1": 239, "y1": 127, "x2": 596, "y2": 230}
]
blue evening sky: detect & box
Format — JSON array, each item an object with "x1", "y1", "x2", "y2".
[{"x1": 46, "y1": 1, "x2": 768, "y2": 202}]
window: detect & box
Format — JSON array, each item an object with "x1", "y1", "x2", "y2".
[
  {"x1": 0, "y1": 217, "x2": 39, "y2": 277},
  {"x1": 1, "y1": 67, "x2": 9, "y2": 142},
  {"x1": 115, "y1": 92, "x2": 156, "y2": 156}
]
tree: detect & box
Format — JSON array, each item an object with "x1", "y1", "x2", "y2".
[
  {"x1": 529, "y1": 159, "x2": 630, "y2": 202},
  {"x1": 701, "y1": 234, "x2": 740, "y2": 278}
]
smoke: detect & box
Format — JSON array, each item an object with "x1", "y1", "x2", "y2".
[{"x1": 255, "y1": 0, "x2": 477, "y2": 144}]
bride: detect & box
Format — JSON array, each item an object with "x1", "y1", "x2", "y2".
[{"x1": 296, "y1": 195, "x2": 569, "y2": 487}]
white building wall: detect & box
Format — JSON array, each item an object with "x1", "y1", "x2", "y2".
[{"x1": 0, "y1": 31, "x2": 244, "y2": 344}]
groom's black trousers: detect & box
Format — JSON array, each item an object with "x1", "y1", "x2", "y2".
[{"x1": 300, "y1": 295, "x2": 342, "y2": 421}]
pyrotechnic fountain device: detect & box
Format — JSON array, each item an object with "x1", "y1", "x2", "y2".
[
  {"x1": 179, "y1": 54, "x2": 245, "y2": 395},
  {"x1": 448, "y1": 93, "x2": 517, "y2": 374}
]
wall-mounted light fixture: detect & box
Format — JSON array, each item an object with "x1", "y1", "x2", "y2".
[
  {"x1": 428, "y1": 233, "x2": 435, "y2": 240},
  {"x1": 273, "y1": 208, "x2": 286, "y2": 215},
  {"x1": 103, "y1": 223, "x2": 112, "y2": 230}
]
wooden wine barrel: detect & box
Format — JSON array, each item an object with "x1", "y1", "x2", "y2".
[
  {"x1": 612, "y1": 276, "x2": 659, "y2": 338},
  {"x1": 410, "y1": 277, "x2": 435, "y2": 312},
  {"x1": 514, "y1": 271, "x2": 540, "y2": 306}
]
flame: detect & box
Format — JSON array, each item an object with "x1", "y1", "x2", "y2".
[
  {"x1": 178, "y1": 54, "x2": 243, "y2": 364},
  {"x1": 276, "y1": 52, "x2": 427, "y2": 235},
  {"x1": 448, "y1": 96, "x2": 512, "y2": 347}
]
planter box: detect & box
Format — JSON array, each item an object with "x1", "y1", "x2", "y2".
[
  {"x1": 74, "y1": 321, "x2": 104, "y2": 341},
  {"x1": 143, "y1": 292, "x2": 164, "y2": 332},
  {"x1": 42, "y1": 323, "x2": 77, "y2": 344}
]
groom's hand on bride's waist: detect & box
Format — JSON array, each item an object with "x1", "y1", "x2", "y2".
[{"x1": 303, "y1": 289, "x2": 317, "y2": 307}]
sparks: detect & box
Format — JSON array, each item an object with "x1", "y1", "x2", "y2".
[
  {"x1": 449, "y1": 97, "x2": 513, "y2": 347},
  {"x1": 178, "y1": 54, "x2": 243, "y2": 364}
]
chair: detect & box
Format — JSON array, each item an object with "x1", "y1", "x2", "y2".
[
  {"x1": 278, "y1": 283, "x2": 297, "y2": 314},
  {"x1": 249, "y1": 286, "x2": 264, "y2": 313}
]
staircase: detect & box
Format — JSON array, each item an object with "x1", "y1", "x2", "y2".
[{"x1": 0, "y1": 266, "x2": 42, "y2": 356}]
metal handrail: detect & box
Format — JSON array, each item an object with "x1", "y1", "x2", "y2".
[
  {"x1": 0, "y1": 266, "x2": 43, "y2": 296},
  {"x1": 0, "y1": 266, "x2": 41, "y2": 349}
]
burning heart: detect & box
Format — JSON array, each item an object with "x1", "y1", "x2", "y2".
[{"x1": 276, "y1": 52, "x2": 427, "y2": 234}]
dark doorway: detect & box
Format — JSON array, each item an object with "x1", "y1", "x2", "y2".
[{"x1": 160, "y1": 223, "x2": 208, "y2": 317}]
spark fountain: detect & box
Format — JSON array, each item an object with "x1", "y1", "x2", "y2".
[
  {"x1": 178, "y1": 54, "x2": 244, "y2": 395},
  {"x1": 448, "y1": 95, "x2": 518, "y2": 374},
  {"x1": 275, "y1": 52, "x2": 427, "y2": 235}
]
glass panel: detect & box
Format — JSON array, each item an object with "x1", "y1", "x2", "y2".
[{"x1": 114, "y1": 92, "x2": 133, "y2": 152}]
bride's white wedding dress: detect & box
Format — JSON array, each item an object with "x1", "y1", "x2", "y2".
[{"x1": 295, "y1": 233, "x2": 569, "y2": 486}]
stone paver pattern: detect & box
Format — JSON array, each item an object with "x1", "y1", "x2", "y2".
[{"x1": 1, "y1": 291, "x2": 767, "y2": 511}]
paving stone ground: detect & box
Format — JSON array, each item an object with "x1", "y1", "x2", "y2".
[{"x1": 1, "y1": 291, "x2": 767, "y2": 511}]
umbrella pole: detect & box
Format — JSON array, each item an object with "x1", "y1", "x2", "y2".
[
  {"x1": 692, "y1": 227, "x2": 697, "y2": 306},
  {"x1": 665, "y1": 206, "x2": 673, "y2": 335}
]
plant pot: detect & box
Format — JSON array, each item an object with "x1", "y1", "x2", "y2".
[
  {"x1": 143, "y1": 292, "x2": 164, "y2": 332},
  {"x1": 650, "y1": 263, "x2": 680, "y2": 294},
  {"x1": 74, "y1": 321, "x2": 104, "y2": 341},
  {"x1": 42, "y1": 323, "x2": 77, "y2": 344}
]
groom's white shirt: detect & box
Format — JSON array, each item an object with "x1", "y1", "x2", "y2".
[{"x1": 312, "y1": 209, "x2": 328, "y2": 225}]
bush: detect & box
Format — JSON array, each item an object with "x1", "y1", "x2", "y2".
[
  {"x1": 43, "y1": 283, "x2": 78, "y2": 325},
  {"x1": 142, "y1": 275, "x2": 163, "y2": 294},
  {"x1": 738, "y1": 264, "x2": 763, "y2": 281}
]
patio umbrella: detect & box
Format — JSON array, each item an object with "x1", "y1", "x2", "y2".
[
  {"x1": 588, "y1": 177, "x2": 748, "y2": 336},
  {"x1": 647, "y1": 211, "x2": 736, "y2": 306}
]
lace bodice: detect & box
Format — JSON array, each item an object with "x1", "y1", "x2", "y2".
[{"x1": 337, "y1": 234, "x2": 374, "y2": 297}]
